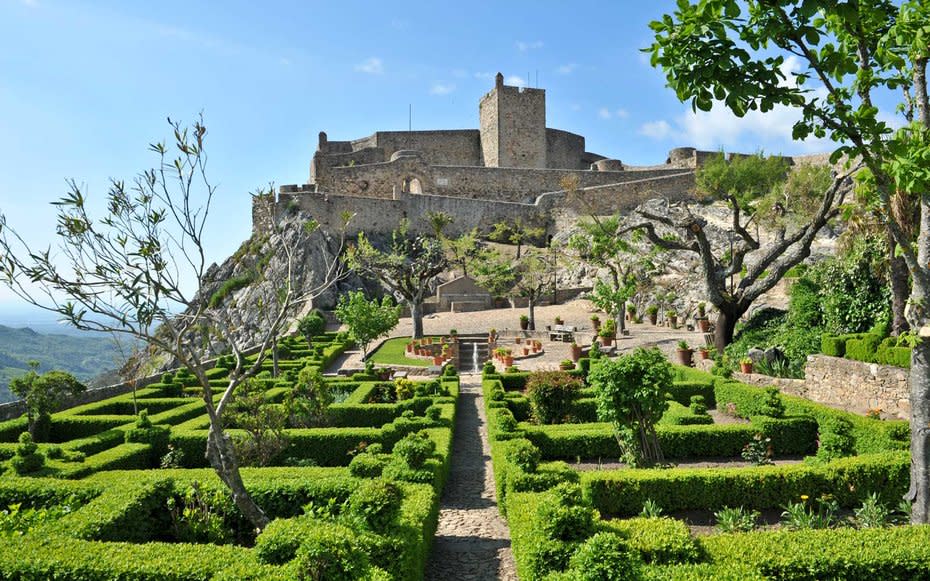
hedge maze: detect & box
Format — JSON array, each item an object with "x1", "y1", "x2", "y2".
[
  {"x1": 0, "y1": 333, "x2": 458, "y2": 580},
  {"x1": 483, "y1": 361, "x2": 930, "y2": 580}
]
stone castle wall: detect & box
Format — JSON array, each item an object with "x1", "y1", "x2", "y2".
[{"x1": 802, "y1": 355, "x2": 910, "y2": 418}]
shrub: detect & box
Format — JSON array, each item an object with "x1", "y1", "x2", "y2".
[
  {"x1": 495, "y1": 409, "x2": 518, "y2": 433},
  {"x1": 348, "y1": 453, "x2": 389, "y2": 478},
  {"x1": 590, "y1": 348, "x2": 671, "y2": 467},
  {"x1": 345, "y1": 479, "x2": 402, "y2": 532},
  {"x1": 567, "y1": 532, "x2": 644, "y2": 581},
  {"x1": 526, "y1": 371, "x2": 583, "y2": 424},
  {"x1": 845, "y1": 333, "x2": 881, "y2": 363},
  {"x1": 394, "y1": 378, "x2": 415, "y2": 402},
  {"x1": 538, "y1": 503, "x2": 597, "y2": 541},
  {"x1": 817, "y1": 416, "x2": 854, "y2": 461},
  {"x1": 714, "y1": 506, "x2": 759, "y2": 533},
  {"x1": 425, "y1": 406, "x2": 442, "y2": 422},
  {"x1": 758, "y1": 386, "x2": 785, "y2": 418},
  {"x1": 294, "y1": 523, "x2": 370, "y2": 581},
  {"x1": 287, "y1": 366, "x2": 333, "y2": 428},
  {"x1": 10, "y1": 432, "x2": 44, "y2": 475},
  {"x1": 392, "y1": 431, "x2": 435, "y2": 469},
  {"x1": 506, "y1": 439, "x2": 542, "y2": 473},
  {"x1": 821, "y1": 334, "x2": 847, "y2": 357}
]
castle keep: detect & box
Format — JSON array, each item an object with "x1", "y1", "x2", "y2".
[{"x1": 253, "y1": 74, "x2": 782, "y2": 237}]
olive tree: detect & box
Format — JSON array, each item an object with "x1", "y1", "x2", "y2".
[
  {"x1": 0, "y1": 118, "x2": 347, "y2": 531},
  {"x1": 9, "y1": 362, "x2": 85, "y2": 440},
  {"x1": 347, "y1": 222, "x2": 447, "y2": 339},
  {"x1": 648, "y1": 0, "x2": 930, "y2": 522},
  {"x1": 334, "y1": 290, "x2": 400, "y2": 356}
]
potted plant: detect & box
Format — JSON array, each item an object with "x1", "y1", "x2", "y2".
[
  {"x1": 515, "y1": 336, "x2": 522, "y2": 344},
  {"x1": 740, "y1": 357, "x2": 754, "y2": 374},
  {"x1": 532, "y1": 341, "x2": 541, "y2": 353},
  {"x1": 570, "y1": 341, "x2": 582, "y2": 362},
  {"x1": 519, "y1": 314, "x2": 530, "y2": 330},
  {"x1": 697, "y1": 317, "x2": 711, "y2": 333},
  {"x1": 666, "y1": 310, "x2": 678, "y2": 329},
  {"x1": 590, "y1": 314, "x2": 601, "y2": 331},
  {"x1": 406, "y1": 342, "x2": 414, "y2": 353},
  {"x1": 523, "y1": 345, "x2": 530, "y2": 356},
  {"x1": 449, "y1": 329, "x2": 458, "y2": 341},
  {"x1": 432, "y1": 354, "x2": 444, "y2": 366},
  {"x1": 554, "y1": 316, "x2": 564, "y2": 325},
  {"x1": 697, "y1": 302, "x2": 706, "y2": 318},
  {"x1": 559, "y1": 359, "x2": 575, "y2": 371},
  {"x1": 698, "y1": 346, "x2": 712, "y2": 360},
  {"x1": 502, "y1": 349, "x2": 514, "y2": 367},
  {"x1": 647, "y1": 305, "x2": 659, "y2": 325},
  {"x1": 626, "y1": 304, "x2": 637, "y2": 322},
  {"x1": 599, "y1": 319, "x2": 617, "y2": 347},
  {"x1": 676, "y1": 340, "x2": 694, "y2": 367},
  {"x1": 488, "y1": 328, "x2": 497, "y2": 342}
]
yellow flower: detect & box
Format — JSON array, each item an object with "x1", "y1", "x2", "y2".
[{"x1": 800, "y1": 495, "x2": 809, "y2": 501}]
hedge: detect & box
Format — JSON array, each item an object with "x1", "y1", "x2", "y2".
[
  {"x1": 49, "y1": 416, "x2": 136, "y2": 442},
  {"x1": 701, "y1": 524, "x2": 930, "y2": 580},
  {"x1": 0, "y1": 416, "x2": 29, "y2": 442},
  {"x1": 582, "y1": 451, "x2": 908, "y2": 517}
]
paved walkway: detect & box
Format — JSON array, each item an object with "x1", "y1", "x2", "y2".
[{"x1": 424, "y1": 374, "x2": 517, "y2": 580}]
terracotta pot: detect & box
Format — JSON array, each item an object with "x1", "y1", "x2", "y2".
[
  {"x1": 523, "y1": 347, "x2": 530, "y2": 356},
  {"x1": 406, "y1": 343, "x2": 413, "y2": 353},
  {"x1": 520, "y1": 319, "x2": 529, "y2": 330},
  {"x1": 503, "y1": 356, "x2": 514, "y2": 367},
  {"x1": 669, "y1": 316, "x2": 678, "y2": 329},
  {"x1": 515, "y1": 337, "x2": 522, "y2": 344},
  {"x1": 591, "y1": 319, "x2": 601, "y2": 331},
  {"x1": 740, "y1": 362, "x2": 753, "y2": 374},
  {"x1": 570, "y1": 344, "x2": 582, "y2": 362},
  {"x1": 649, "y1": 313, "x2": 658, "y2": 325},
  {"x1": 698, "y1": 318, "x2": 711, "y2": 333},
  {"x1": 432, "y1": 356, "x2": 444, "y2": 366},
  {"x1": 601, "y1": 336, "x2": 613, "y2": 347},
  {"x1": 676, "y1": 348, "x2": 694, "y2": 367},
  {"x1": 698, "y1": 348, "x2": 710, "y2": 360}
]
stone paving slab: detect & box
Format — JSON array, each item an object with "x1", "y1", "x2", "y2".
[{"x1": 424, "y1": 374, "x2": 517, "y2": 580}]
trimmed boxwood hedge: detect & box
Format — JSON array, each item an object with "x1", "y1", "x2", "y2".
[{"x1": 581, "y1": 451, "x2": 908, "y2": 517}]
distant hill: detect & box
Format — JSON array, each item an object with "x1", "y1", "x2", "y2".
[{"x1": 0, "y1": 325, "x2": 129, "y2": 403}]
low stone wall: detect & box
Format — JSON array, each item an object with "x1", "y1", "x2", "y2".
[{"x1": 801, "y1": 354, "x2": 909, "y2": 418}]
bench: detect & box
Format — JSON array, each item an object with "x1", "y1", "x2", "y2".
[{"x1": 547, "y1": 324, "x2": 577, "y2": 342}]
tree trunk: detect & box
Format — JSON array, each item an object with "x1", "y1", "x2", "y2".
[
  {"x1": 890, "y1": 253, "x2": 911, "y2": 336},
  {"x1": 527, "y1": 296, "x2": 536, "y2": 331},
  {"x1": 410, "y1": 300, "x2": 424, "y2": 339},
  {"x1": 713, "y1": 304, "x2": 744, "y2": 355},
  {"x1": 617, "y1": 300, "x2": 627, "y2": 334},
  {"x1": 271, "y1": 342, "x2": 279, "y2": 378},
  {"x1": 206, "y1": 421, "x2": 270, "y2": 531},
  {"x1": 908, "y1": 339, "x2": 930, "y2": 523}
]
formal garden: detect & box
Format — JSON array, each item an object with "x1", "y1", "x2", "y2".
[
  {"x1": 0, "y1": 332, "x2": 459, "y2": 580},
  {"x1": 482, "y1": 350, "x2": 927, "y2": 580}
]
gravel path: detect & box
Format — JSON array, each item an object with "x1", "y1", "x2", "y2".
[{"x1": 424, "y1": 374, "x2": 517, "y2": 581}]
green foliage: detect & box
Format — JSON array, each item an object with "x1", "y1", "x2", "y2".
[
  {"x1": 814, "y1": 237, "x2": 890, "y2": 335},
  {"x1": 294, "y1": 522, "x2": 371, "y2": 581},
  {"x1": 714, "y1": 506, "x2": 759, "y2": 533},
  {"x1": 334, "y1": 291, "x2": 400, "y2": 356},
  {"x1": 567, "y1": 532, "x2": 644, "y2": 580},
  {"x1": 694, "y1": 152, "x2": 790, "y2": 211},
  {"x1": 224, "y1": 378, "x2": 290, "y2": 467},
  {"x1": 208, "y1": 273, "x2": 254, "y2": 308},
  {"x1": 526, "y1": 371, "x2": 583, "y2": 424},
  {"x1": 9, "y1": 365, "x2": 85, "y2": 440},
  {"x1": 817, "y1": 416, "x2": 855, "y2": 462},
  {"x1": 10, "y1": 432, "x2": 44, "y2": 475},
  {"x1": 391, "y1": 431, "x2": 435, "y2": 470},
  {"x1": 590, "y1": 348, "x2": 671, "y2": 466},
  {"x1": 345, "y1": 479, "x2": 402, "y2": 532},
  {"x1": 348, "y1": 452, "x2": 390, "y2": 478},
  {"x1": 166, "y1": 480, "x2": 232, "y2": 544},
  {"x1": 287, "y1": 365, "x2": 333, "y2": 428},
  {"x1": 854, "y1": 492, "x2": 892, "y2": 529},
  {"x1": 538, "y1": 502, "x2": 597, "y2": 541},
  {"x1": 781, "y1": 495, "x2": 839, "y2": 530},
  {"x1": 297, "y1": 310, "x2": 327, "y2": 345},
  {"x1": 506, "y1": 439, "x2": 542, "y2": 473},
  {"x1": 740, "y1": 433, "x2": 773, "y2": 466},
  {"x1": 394, "y1": 378, "x2": 415, "y2": 401},
  {"x1": 758, "y1": 386, "x2": 785, "y2": 418}
]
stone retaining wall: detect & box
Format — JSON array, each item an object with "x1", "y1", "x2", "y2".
[{"x1": 801, "y1": 354, "x2": 909, "y2": 418}]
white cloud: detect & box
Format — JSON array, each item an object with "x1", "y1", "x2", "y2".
[
  {"x1": 279, "y1": 57, "x2": 291, "y2": 66},
  {"x1": 516, "y1": 40, "x2": 544, "y2": 51},
  {"x1": 639, "y1": 120, "x2": 675, "y2": 140},
  {"x1": 354, "y1": 57, "x2": 384, "y2": 75},
  {"x1": 556, "y1": 63, "x2": 578, "y2": 75},
  {"x1": 598, "y1": 107, "x2": 630, "y2": 120},
  {"x1": 474, "y1": 72, "x2": 494, "y2": 80},
  {"x1": 505, "y1": 75, "x2": 527, "y2": 87},
  {"x1": 451, "y1": 68, "x2": 467, "y2": 79},
  {"x1": 430, "y1": 82, "x2": 455, "y2": 96},
  {"x1": 20, "y1": 0, "x2": 38, "y2": 6}
]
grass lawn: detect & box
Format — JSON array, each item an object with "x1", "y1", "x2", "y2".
[{"x1": 369, "y1": 336, "x2": 438, "y2": 367}]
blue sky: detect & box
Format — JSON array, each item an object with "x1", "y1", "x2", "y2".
[{"x1": 0, "y1": 0, "x2": 900, "y2": 324}]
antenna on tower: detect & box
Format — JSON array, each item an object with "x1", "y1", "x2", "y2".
[
  {"x1": 535, "y1": 69, "x2": 539, "y2": 88},
  {"x1": 408, "y1": 104, "x2": 412, "y2": 132}
]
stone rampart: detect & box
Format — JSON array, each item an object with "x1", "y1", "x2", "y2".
[{"x1": 801, "y1": 354, "x2": 910, "y2": 418}]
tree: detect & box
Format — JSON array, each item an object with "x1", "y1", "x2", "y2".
[
  {"x1": 297, "y1": 310, "x2": 327, "y2": 347},
  {"x1": 9, "y1": 362, "x2": 85, "y2": 441},
  {"x1": 223, "y1": 377, "x2": 290, "y2": 467},
  {"x1": 568, "y1": 215, "x2": 659, "y2": 334},
  {"x1": 334, "y1": 291, "x2": 400, "y2": 356},
  {"x1": 488, "y1": 219, "x2": 545, "y2": 259},
  {"x1": 0, "y1": 118, "x2": 347, "y2": 530},
  {"x1": 589, "y1": 347, "x2": 671, "y2": 467},
  {"x1": 648, "y1": 0, "x2": 930, "y2": 522},
  {"x1": 473, "y1": 247, "x2": 517, "y2": 304},
  {"x1": 474, "y1": 248, "x2": 551, "y2": 330},
  {"x1": 623, "y1": 153, "x2": 846, "y2": 353},
  {"x1": 443, "y1": 229, "x2": 488, "y2": 278},
  {"x1": 347, "y1": 222, "x2": 447, "y2": 339}
]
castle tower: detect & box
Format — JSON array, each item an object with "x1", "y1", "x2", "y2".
[{"x1": 479, "y1": 72, "x2": 547, "y2": 168}]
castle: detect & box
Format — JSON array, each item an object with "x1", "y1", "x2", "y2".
[{"x1": 252, "y1": 74, "x2": 785, "y2": 238}]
